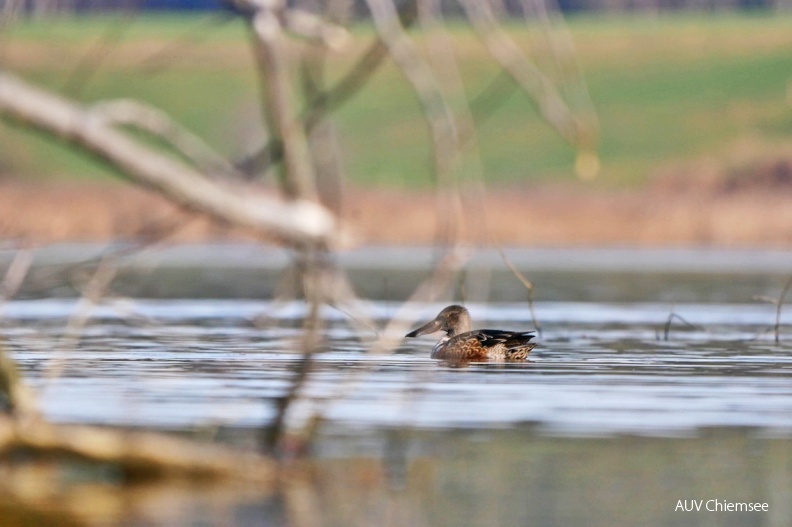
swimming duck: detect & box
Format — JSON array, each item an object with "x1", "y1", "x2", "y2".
[{"x1": 405, "y1": 305, "x2": 536, "y2": 361}]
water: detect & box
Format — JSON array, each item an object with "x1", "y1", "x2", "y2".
[
  {"x1": 3, "y1": 298, "x2": 792, "y2": 436},
  {"x1": 1, "y1": 246, "x2": 792, "y2": 526}
]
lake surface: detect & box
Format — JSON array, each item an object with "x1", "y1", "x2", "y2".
[{"x1": 1, "y1": 245, "x2": 791, "y2": 526}]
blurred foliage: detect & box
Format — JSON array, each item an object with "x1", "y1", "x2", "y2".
[{"x1": 1, "y1": 12, "x2": 791, "y2": 187}]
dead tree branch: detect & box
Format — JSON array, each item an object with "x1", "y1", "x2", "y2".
[
  {"x1": 283, "y1": 8, "x2": 350, "y2": 49},
  {"x1": 0, "y1": 71, "x2": 340, "y2": 247},
  {"x1": 249, "y1": 1, "x2": 319, "y2": 200},
  {"x1": 89, "y1": 99, "x2": 241, "y2": 179},
  {"x1": 365, "y1": 0, "x2": 462, "y2": 244},
  {"x1": 365, "y1": 0, "x2": 459, "y2": 185},
  {"x1": 235, "y1": 0, "x2": 419, "y2": 178},
  {"x1": 459, "y1": 0, "x2": 597, "y2": 163}
]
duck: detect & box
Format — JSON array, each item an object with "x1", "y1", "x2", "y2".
[{"x1": 405, "y1": 305, "x2": 536, "y2": 361}]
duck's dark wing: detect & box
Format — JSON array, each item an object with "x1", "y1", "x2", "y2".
[{"x1": 474, "y1": 329, "x2": 536, "y2": 350}]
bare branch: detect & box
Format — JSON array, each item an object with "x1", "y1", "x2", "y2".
[
  {"x1": 499, "y1": 248, "x2": 542, "y2": 336},
  {"x1": 299, "y1": 2, "x2": 347, "y2": 214},
  {"x1": 364, "y1": 0, "x2": 462, "y2": 244},
  {"x1": 234, "y1": 1, "x2": 419, "y2": 178},
  {"x1": 61, "y1": 11, "x2": 137, "y2": 98},
  {"x1": 459, "y1": 0, "x2": 595, "y2": 157},
  {"x1": 775, "y1": 275, "x2": 792, "y2": 344},
  {"x1": 0, "y1": 71, "x2": 340, "y2": 247},
  {"x1": 0, "y1": 248, "x2": 32, "y2": 302},
  {"x1": 44, "y1": 255, "x2": 118, "y2": 383},
  {"x1": 364, "y1": 0, "x2": 458, "y2": 181},
  {"x1": 756, "y1": 275, "x2": 792, "y2": 344},
  {"x1": 661, "y1": 312, "x2": 699, "y2": 341},
  {"x1": 284, "y1": 8, "x2": 350, "y2": 50},
  {"x1": 250, "y1": 3, "x2": 319, "y2": 200},
  {"x1": 90, "y1": 99, "x2": 241, "y2": 179}
]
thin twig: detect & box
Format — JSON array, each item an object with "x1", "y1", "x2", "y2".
[
  {"x1": 299, "y1": 1, "x2": 347, "y2": 214},
  {"x1": 774, "y1": 275, "x2": 792, "y2": 344},
  {"x1": 420, "y1": 0, "x2": 494, "y2": 247},
  {"x1": 234, "y1": 1, "x2": 419, "y2": 178},
  {"x1": 61, "y1": 8, "x2": 140, "y2": 98},
  {"x1": 44, "y1": 255, "x2": 119, "y2": 383},
  {"x1": 0, "y1": 248, "x2": 32, "y2": 303},
  {"x1": 661, "y1": 312, "x2": 698, "y2": 341},
  {"x1": 137, "y1": 12, "x2": 237, "y2": 74},
  {"x1": 90, "y1": 99, "x2": 241, "y2": 179},
  {"x1": 752, "y1": 274, "x2": 792, "y2": 344},
  {"x1": 263, "y1": 249, "x2": 328, "y2": 456},
  {"x1": 458, "y1": 0, "x2": 594, "y2": 152},
  {"x1": 499, "y1": 248, "x2": 542, "y2": 336},
  {"x1": 365, "y1": 0, "x2": 462, "y2": 245}
]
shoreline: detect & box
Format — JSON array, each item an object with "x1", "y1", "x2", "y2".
[{"x1": 2, "y1": 180, "x2": 791, "y2": 248}]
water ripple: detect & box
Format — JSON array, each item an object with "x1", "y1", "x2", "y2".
[{"x1": 3, "y1": 299, "x2": 792, "y2": 437}]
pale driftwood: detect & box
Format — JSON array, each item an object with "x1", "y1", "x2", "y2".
[
  {"x1": 0, "y1": 71, "x2": 339, "y2": 247},
  {"x1": 0, "y1": 415, "x2": 276, "y2": 482}
]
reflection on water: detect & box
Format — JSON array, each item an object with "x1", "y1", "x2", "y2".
[
  {"x1": 2, "y1": 429, "x2": 790, "y2": 527},
  {"x1": 1, "y1": 246, "x2": 792, "y2": 526},
  {"x1": 311, "y1": 429, "x2": 792, "y2": 527}
]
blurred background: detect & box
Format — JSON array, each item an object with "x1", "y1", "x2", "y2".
[{"x1": 1, "y1": 0, "x2": 792, "y2": 245}]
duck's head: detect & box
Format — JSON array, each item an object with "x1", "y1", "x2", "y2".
[{"x1": 405, "y1": 305, "x2": 472, "y2": 338}]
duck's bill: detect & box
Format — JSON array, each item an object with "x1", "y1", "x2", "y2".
[{"x1": 405, "y1": 318, "x2": 442, "y2": 338}]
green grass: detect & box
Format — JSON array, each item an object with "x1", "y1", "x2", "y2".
[{"x1": 1, "y1": 13, "x2": 792, "y2": 187}]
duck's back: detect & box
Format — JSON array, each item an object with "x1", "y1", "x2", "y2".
[{"x1": 432, "y1": 329, "x2": 536, "y2": 361}]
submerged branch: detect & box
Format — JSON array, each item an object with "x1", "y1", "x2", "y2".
[
  {"x1": 661, "y1": 312, "x2": 699, "y2": 341},
  {"x1": 775, "y1": 275, "x2": 792, "y2": 344},
  {"x1": 0, "y1": 414, "x2": 276, "y2": 482},
  {"x1": 45, "y1": 255, "x2": 118, "y2": 383},
  {"x1": 0, "y1": 346, "x2": 37, "y2": 419},
  {"x1": 0, "y1": 252, "x2": 38, "y2": 418},
  {"x1": 756, "y1": 274, "x2": 792, "y2": 344},
  {"x1": 0, "y1": 248, "x2": 32, "y2": 304}
]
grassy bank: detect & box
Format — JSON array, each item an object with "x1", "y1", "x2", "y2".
[{"x1": 1, "y1": 13, "x2": 791, "y2": 187}]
